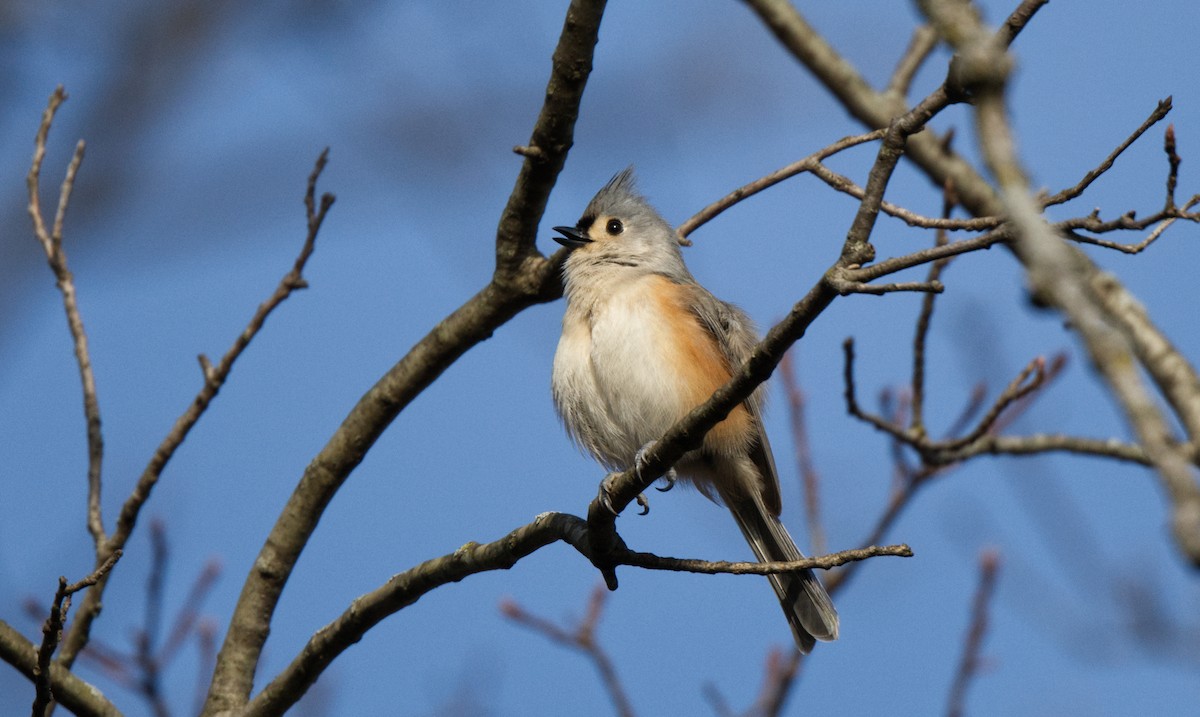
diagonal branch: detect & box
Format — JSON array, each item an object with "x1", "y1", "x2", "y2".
[
  {"x1": 1042, "y1": 98, "x2": 1173, "y2": 207},
  {"x1": 241, "y1": 513, "x2": 587, "y2": 717},
  {"x1": 201, "y1": 2, "x2": 608, "y2": 713},
  {"x1": 886, "y1": 25, "x2": 939, "y2": 100},
  {"x1": 747, "y1": 0, "x2": 1200, "y2": 564},
  {"x1": 677, "y1": 129, "x2": 886, "y2": 241},
  {"x1": 743, "y1": 0, "x2": 1044, "y2": 222},
  {"x1": 586, "y1": 97, "x2": 942, "y2": 578}
]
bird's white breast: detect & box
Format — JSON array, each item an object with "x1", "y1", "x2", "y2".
[{"x1": 552, "y1": 275, "x2": 696, "y2": 469}]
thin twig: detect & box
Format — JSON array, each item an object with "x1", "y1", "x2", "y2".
[
  {"x1": 1164, "y1": 124, "x2": 1181, "y2": 212},
  {"x1": 943, "y1": 383, "x2": 988, "y2": 440},
  {"x1": 193, "y1": 620, "x2": 217, "y2": 717},
  {"x1": 849, "y1": 228, "x2": 1009, "y2": 283},
  {"x1": 886, "y1": 25, "x2": 939, "y2": 100},
  {"x1": 828, "y1": 278, "x2": 944, "y2": 296},
  {"x1": 702, "y1": 682, "x2": 736, "y2": 717},
  {"x1": 750, "y1": 649, "x2": 803, "y2": 717},
  {"x1": 840, "y1": 119, "x2": 921, "y2": 265},
  {"x1": 938, "y1": 356, "x2": 1047, "y2": 451},
  {"x1": 911, "y1": 176, "x2": 957, "y2": 435},
  {"x1": 134, "y1": 520, "x2": 171, "y2": 717},
  {"x1": 0, "y1": 622, "x2": 119, "y2": 717},
  {"x1": 1054, "y1": 200, "x2": 1200, "y2": 242},
  {"x1": 848, "y1": 334, "x2": 1132, "y2": 468},
  {"x1": 1042, "y1": 98, "x2": 1173, "y2": 207},
  {"x1": 989, "y1": 353, "x2": 1067, "y2": 436},
  {"x1": 995, "y1": 0, "x2": 1050, "y2": 47},
  {"x1": 159, "y1": 558, "x2": 221, "y2": 665},
  {"x1": 780, "y1": 352, "x2": 827, "y2": 556},
  {"x1": 58, "y1": 149, "x2": 335, "y2": 669},
  {"x1": 826, "y1": 467, "x2": 937, "y2": 597},
  {"x1": 66, "y1": 526, "x2": 220, "y2": 716},
  {"x1": 843, "y1": 338, "x2": 907, "y2": 440},
  {"x1": 501, "y1": 587, "x2": 636, "y2": 717},
  {"x1": 27, "y1": 86, "x2": 106, "y2": 548},
  {"x1": 617, "y1": 544, "x2": 912, "y2": 575},
  {"x1": 807, "y1": 161, "x2": 1001, "y2": 231},
  {"x1": 31, "y1": 551, "x2": 121, "y2": 717},
  {"x1": 677, "y1": 129, "x2": 886, "y2": 241},
  {"x1": 921, "y1": 0, "x2": 1200, "y2": 566},
  {"x1": 946, "y1": 550, "x2": 1001, "y2": 717}
]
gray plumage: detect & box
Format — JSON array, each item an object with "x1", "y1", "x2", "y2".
[{"x1": 551, "y1": 168, "x2": 839, "y2": 651}]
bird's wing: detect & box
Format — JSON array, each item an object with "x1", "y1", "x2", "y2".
[{"x1": 682, "y1": 282, "x2": 783, "y2": 515}]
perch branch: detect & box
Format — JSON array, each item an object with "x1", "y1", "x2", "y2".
[{"x1": 243, "y1": 511, "x2": 905, "y2": 717}]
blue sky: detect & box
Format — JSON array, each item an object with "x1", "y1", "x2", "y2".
[{"x1": 3, "y1": 2, "x2": 1199, "y2": 715}]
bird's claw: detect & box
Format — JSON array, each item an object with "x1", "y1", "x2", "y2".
[
  {"x1": 597, "y1": 473, "x2": 652, "y2": 516},
  {"x1": 635, "y1": 493, "x2": 650, "y2": 515},
  {"x1": 634, "y1": 441, "x2": 677, "y2": 492},
  {"x1": 597, "y1": 473, "x2": 621, "y2": 516}
]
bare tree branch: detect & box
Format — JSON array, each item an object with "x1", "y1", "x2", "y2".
[
  {"x1": 702, "y1": 647, "x2": 805, "y2": 717},
  {"x1": 886, "y1": 25, "x2": 939, "y2": 101},
  {"x1": 242, "y1": 512, "x2": 588, "y2": 717},
  {"x1": 617, "y1": 544, "x2": 911, "y2": 575},
  {"x1": 501, "y1": 587, "x2": 636, "y2": 717},
  {"x1": 806, "y1": 160, "x2": 1001, "y2": 231},
  {"x1": 29, "y1": 552, "x2": 121, "y2": 717},
  {"x1": 749, "y1": 649, "x2": 803, "y2": 717},
  {"x1": 1042, "y1": 98, "x2": 1173, "y2": 207},
  {"x1": 743, "y1": 0, "x2": 1200, "y2": 567},
  {"x1": 677, "y1": 129, "x2": 886, "y2": 242},
  {"x1": 993, "y1": 0, "x2": 1049, "y2": 45},
  {"x1": 586, "y1": 84, "x2": 950, "y2": 582},
  {"x1": 1060, "y1": 195, "x2": 1200, "y2": 254},
  {"x1": 0, "y1": 620, "x2": 121, "y2": 717},
  {"x1": 910, "y1": 175, "x2": 957, "y2": 436},
  {"x1": 781, "y1": 352, "x2": 827, "y2": 555},
  {"x1": 946, "y1": 550, "x2": 1001, "y2": 717},
  {"x1": 57, "y1": 148, "x2": 335, "y2": 671},
  {"x1": 202, "y1": 2, "x2": 609, "y2": 713},
  {"x1": 27, "y1": 86, "x2": 105, "y2": 548},
  {"x1": 243, "y1": 508, "x2": 904, "y2": 717},
  {"x1": 918, "y1": 0, "x2": 1200, "y2": 564}
]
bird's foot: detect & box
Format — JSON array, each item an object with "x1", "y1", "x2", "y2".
[
  {"x1": 597, "y1": 473, "x2": 651, "y2": 516},
  {"x1": 634, "y1": 441, "x2": 677, "y2": 493}
]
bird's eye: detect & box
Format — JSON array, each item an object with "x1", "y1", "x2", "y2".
[{"x1": 606, "y1": 219, "x2": 623, "y2": 235}]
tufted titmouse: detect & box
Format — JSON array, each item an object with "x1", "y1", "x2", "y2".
[{"x1": 550, "y1": 168, "x2": 839, "y2": 652}]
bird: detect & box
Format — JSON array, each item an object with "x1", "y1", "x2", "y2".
[{"x1": 549, "y1": 168, "x2": 838, "y2": 652}]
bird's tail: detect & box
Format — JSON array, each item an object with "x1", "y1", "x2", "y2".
[{"x1": 723, "y1": 489, "x2": 839, "y2": 653}]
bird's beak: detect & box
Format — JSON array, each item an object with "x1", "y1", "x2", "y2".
[{"x1": 552, "y1": 225, "x2": 591, "y2": 248}]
